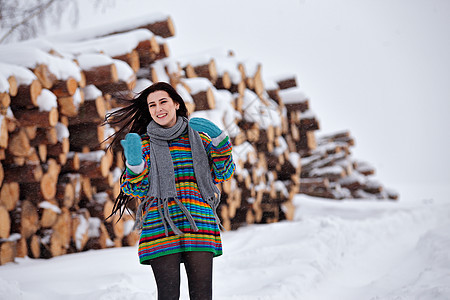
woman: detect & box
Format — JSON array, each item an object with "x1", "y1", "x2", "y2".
[{"x1": 104, "y1": 82, "x2": 235, "y2": 300}]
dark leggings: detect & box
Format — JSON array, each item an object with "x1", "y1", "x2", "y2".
[{"x1": 150, "y1": 251, "x2": 213, "y2": 300}]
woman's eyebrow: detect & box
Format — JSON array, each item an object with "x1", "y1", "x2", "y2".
[{"x1": 148, "y1": 97, "x2": 167, "y2": 104}]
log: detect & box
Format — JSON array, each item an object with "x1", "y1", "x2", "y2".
[
  {"x1": 193, "y1": 60, "x2": 218, "y2": 81},
  {"x1": 40, "y1": 229, "x2": 64, "y2": 258},
  {"x1": 135, "y1": 37, "x2": 160, "y2": 67},
  {"x1": 86, "y1": 192, "x2": 115, "y2": 222},
  {"x1": 0, "y1": 93, "x2": 10, "y2": 112},
  {"x1": 0, "y1": 239, "x2": 16, "y2": 265},
  {"x1": 10, "y1": 200, "x2": 39, "y2": 239},
  {"x1": 33, "y1": 64, "x2": 57, "y2": 89},
  {"x1": 56, "y1": 180, "x2": 75, "y2": 209},
  {"x1": 7, "y1": 75, "x2": 18, "y2": 96},
  {"x1": 113, "y1": 49, "x2": 140, "y2": 73},
  {"x1": 57, "y1": 88, "x2": 84, "y2": 117},
  {"x1": 0, "y1": 182, "x2": 20, "y2": 211},
  {"x1": 83, "y1": 64, "x2": 118, "y2": 86},
  {"x1": 7, "y1": 128, "x2": 31, "y2": 157},
  {"x1": 59, "y1": 173, "x2": 82, "y2": 208},
  {"x1": 153, "y1": 39, "x2": 171, "y2": 61},
  {"x1": 266, "y1": 88, "x2": 282, "y2": 106},
  {"x1": 50, "y1": 78, "x2": 78, "y2": 97},
  {"x1": 0, "y1": 206, "x2": 10, "y2": 239},
  {"x1": 0, "y1": 162, "x2": 2, "y2": 186},
  {"x1": 71, "y1": 209, "x2": 90, "y2": 251},
  {"x1": 96, "y1": 78, "x2": 137, "y2": 99},
  {"x1": 297, "y1": 130, "x2": 317, "y2": 152},
  {"x1": 91, "y1": 173, "x2": 114, "y2": 192},
  {"x1": 15, "y1": 236, "x2": 27, "y2": 258},
  {"x1": 191, "y1": 88, "x2": 215, "y2": 111},
  {"x1": 300, "y1": 115, "x2": 320, "y2": 131},
  {"x1": 122, "y1": 230, "x2": 139, "y2": 247},
  {"x1": 38, "y1": 200, "x2": 60, "y2": 228},
  {"x1": 47, "y1": 138, "x2": 70, "y2": 157},
  {"x1": 105, "y1": 218, "x2": 124, "y2": 241},
  {"x1": 52, "y1": 207, "x2": 71, "y2": 253},
  {"x1": 214, "y1": 72, "x2": 232, "y2": 90},
  {"x1": 285, "y1": 100, "x2": 309, "y2": 113},
  {"x1": 27, "y1": 235, "x2": 41, "y2": 258},
  {"x1": 68, "y1": 123, "x2": 105, "y2": 151},
  {"x1": 140, "y1": 16, "x2": 175, "y2": 38},
  {"x1": 276, "y1": 76, "x2": 297, "y2": 90},
  {"x1": 31, "y1": 127, "x2": 58, "y2": 146},
  {"x1": 61, "y1": 152, "x2": 80, "y2": 173},
  {"x1": 84, "y1": 218, "x2": 108, "y2": 250},
  {"x1": 20, "y1": 174, "x2": 56, "y2": 202},
  {"x1": 3, "y1": 163, "x2": 43, "y2": 183},
  {"x1": 13, "y1": 107, "x2": 59, "y2": 128},
  {"x1": 0, "y1": 116, "x2": 8, "y2": 148},
  {"x1": 11, "y1": 80, "x2": 42, "y2": 108}
]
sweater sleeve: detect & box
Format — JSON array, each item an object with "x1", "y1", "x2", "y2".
[
  {"x1": 120, "y1": 137, "x2": 150, "y2": 199},
  {"x1": 199, "y1": 132, "x2": 235, "y2": 184}
]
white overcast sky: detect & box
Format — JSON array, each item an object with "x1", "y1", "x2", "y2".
[{"x1": 46, "y1": 0, "x2": 450, "y2": 196}]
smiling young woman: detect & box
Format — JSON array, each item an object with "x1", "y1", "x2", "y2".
[
  {"x1": 103, "y1": 82, "x2": 235, "y2": 300},
  {"x1": 147, "y1": 90, "x2": 180, "y2": 128}
]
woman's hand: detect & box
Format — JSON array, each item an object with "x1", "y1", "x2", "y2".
[
  {"x1": 120, "y1": 133, "x2": 143, "y2": 166},
  {"x1": 189, "y1": 117, "x2": 222, "y2": 138}
]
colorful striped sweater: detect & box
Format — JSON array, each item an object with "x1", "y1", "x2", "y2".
[{"x1": 120, "y1": 129, "x2": 235, "y2": 263}]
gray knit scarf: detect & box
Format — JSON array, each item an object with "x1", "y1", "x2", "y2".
[{"x1": 133, "y1": 116, "x2": 221, "y2": 236}]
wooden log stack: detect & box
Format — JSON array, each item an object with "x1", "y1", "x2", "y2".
[{"x1": 0, "y1": 13, "x2": 397, "y2": 265}]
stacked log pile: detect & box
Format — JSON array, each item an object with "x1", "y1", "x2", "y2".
[{"x1": 0, "y1": 13, "x2": 397, "y2": 265}]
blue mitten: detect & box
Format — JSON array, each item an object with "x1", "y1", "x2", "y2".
[
  {"x1": 189, "y1": 117, "x2": 222, "y2": 138},
  {"x1": 120, "y1": 133, "x2": 143, "y2": 166}
]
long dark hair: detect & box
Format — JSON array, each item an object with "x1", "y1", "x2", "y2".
[{"x1": 103, "y1": 82, "x2": 188, "y2": 219}]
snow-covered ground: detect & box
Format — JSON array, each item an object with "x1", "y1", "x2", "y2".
[{"x1": 1, "y1": 188, "x2": 449, "y2": 300}]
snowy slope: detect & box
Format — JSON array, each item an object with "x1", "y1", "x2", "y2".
[{"x1": 1, "y1": 194, "x2": 449, "y2": 300}]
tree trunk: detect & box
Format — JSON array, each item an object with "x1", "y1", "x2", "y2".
[
  {"x1": 13, "y1": 107, "x2": 59, "y2": 128},
  {"x1": 51, "y1": 78, "x2": 78, "y2": 97},
  {"x1": 11, "y1": 80, "x2": 42, "y2": 108}
]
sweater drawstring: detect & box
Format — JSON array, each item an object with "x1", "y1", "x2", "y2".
[
  {"x1": 134, "y1": 197, "x2": 200, "y2": 236},
  {"x1": 205, "y1": 193, "x2": 224, "y2": 231}
]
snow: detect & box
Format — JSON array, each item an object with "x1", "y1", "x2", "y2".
[
  {"x1": 76, "y1": 53, "x2": 113, "y2": 70},
  {"x1": 93, "y1": 192, "x2": 109, "y2": 204},
  {"x1": 53, "y1": 29, "x2": 154, "y2": 57},
  {"x1": 190, "y1": 88, "x2": 237, "y2": 136},
  {"x1": 150, "y1": 60, "x2": 170, "y2": 83},
  {"x1": 133, "y1": 79, "x2": 153, "y2": 94},
  {"x1": 47, "y1": 12, "x2": 168, "y2": 42},
  {"x1": 175, "y1": 84, "x2": 193, "y2": 103},
  {"x1": 181, "y1": 77, "x2": 212, "y2": 94},
  {"x1": 82, "y1": 85, "x2": 102, "y2": 100},
  {"x1": 262, "y1": 78, "x2": 279, "y2": 91},
  {"x1": 38, "y1": 201, "x2": 61, "y2": 214},
  {"x1": 36, "y1": 89, "x2": 57, "y2": 112},
  {"x1": 0, "y1": 46, "x2": 82, "y2": 81},
  {"x1": 0, "y1": 73, "x2": 9, "y2": 93},
  {"x1": 278, "y1": 87, "x2": 308, "y2": 105},
  {"x1": 0, "y1": 192, "x2": 448, "y2": 299},
  {"x1": 242, "y1": 89, "x2": 281, "y2": 129},
  {"x1": 71, "y1": 89, "x2": 83, "y2": 110},
  {"x1": 74, "y1": 214, "x2": 89, "y2": 251},
  {"x1": 241, "y1": 59, "x2": 261, "y2": 77},
  {"x1": 77, "y1": 150, "x2": 105, "y2": 162},
  {"x1": 113, "y1": 59, "x2": 135, "y2": 82},
  {"x1": 0, "y1": 63, "x2": 37, "y2": 86}
]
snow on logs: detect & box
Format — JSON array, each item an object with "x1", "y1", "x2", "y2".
[{"x1": 0, "y1": 13, "x2": 397, "y2": 265}]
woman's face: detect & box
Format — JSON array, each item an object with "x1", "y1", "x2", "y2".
[{"x1": 147, "y1": 90, "x2": 180, "y2": 128}]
